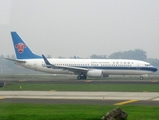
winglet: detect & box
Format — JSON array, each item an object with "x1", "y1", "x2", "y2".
[
  {"x1": 42, "y1": 54, "x2": 51, "y2": 65},
  {"x1": 42, "y1": 54, "x2": 55, "y2": 68}
]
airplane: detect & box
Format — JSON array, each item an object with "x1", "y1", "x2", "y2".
[{"x1": 6, "y1": 32, "x2": 158, "y2": 80}]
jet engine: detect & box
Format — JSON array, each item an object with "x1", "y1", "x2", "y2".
[{"x1": 87, "y1": 70, "x2": 103, "y2": 78}]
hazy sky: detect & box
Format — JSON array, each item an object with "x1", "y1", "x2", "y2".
[{"x1": 0, "y1": 0, "x2": 159, "y2": 58}]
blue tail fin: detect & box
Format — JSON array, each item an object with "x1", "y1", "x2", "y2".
[{"x1": 11, "y1": 32, "x2": 42, "y2": 59}]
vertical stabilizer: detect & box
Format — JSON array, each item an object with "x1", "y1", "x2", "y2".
[{"x1": 11, "y1": 32, "x2": 42, "y2": 59}]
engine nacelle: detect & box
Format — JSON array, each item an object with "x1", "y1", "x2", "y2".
[{"x1": 87, "y1": 70, "x2": 103, "y2": 78}]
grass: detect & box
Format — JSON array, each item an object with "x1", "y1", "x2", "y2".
[
  {"x1": 0, "y1": 103, "x2": 159, "y2": 120},
  {"x1": 1, "y1": 83, "x2": 159, "y2": 92},
  {"x1": 0, "y1": 75, "x2": 159, "y2": 120}
]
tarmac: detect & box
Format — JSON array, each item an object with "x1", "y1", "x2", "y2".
[
  {"x1": 0, "y1": 78, "x2": 159, "y2": 106},
  {"x1": 0, "y1": 91, "x2": 159, "y2": 105}
]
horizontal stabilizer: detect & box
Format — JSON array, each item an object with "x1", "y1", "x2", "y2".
[{"x1": 5, "y1": 58, "x2": 26, "y2": 63}]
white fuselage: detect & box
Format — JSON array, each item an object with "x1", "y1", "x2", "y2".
[{"x1": 15, "y1": 58, "x2": 157, "y2": 76}]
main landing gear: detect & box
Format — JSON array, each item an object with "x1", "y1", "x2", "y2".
[{"x1": 77, "y1": 74, "x2": 87, "y2": 80}]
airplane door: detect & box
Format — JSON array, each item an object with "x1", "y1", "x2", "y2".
[{"x1": 136, "y1": 63, "x2": 140, "y2": 70}]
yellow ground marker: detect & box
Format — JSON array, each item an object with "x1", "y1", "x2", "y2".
[
  {"x1": 114, "y1": 100, "x2": 138, "y2": 105},
  {"x1": 20, "y1": 85, "x2": 22, "y2": 90}
]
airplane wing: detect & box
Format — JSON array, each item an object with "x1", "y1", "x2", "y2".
[
  {"x1": 5, "y1": 58, "x2": 26, "y2": 63},
  {"x1": 42, "y1": 54, "x2": 88, "y2": 74}
]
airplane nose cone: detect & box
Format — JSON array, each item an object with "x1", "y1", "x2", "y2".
[
  {"x1": 150, "y1": 67, "x2": 158, "y2": 72},
  {"x1": 153, "y1": 67, "x2": 158, "y2": 72}
]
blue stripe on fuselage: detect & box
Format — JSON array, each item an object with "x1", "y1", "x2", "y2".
[{"x1": 69, "y1": 66, "x2": 157, "y2": 72}]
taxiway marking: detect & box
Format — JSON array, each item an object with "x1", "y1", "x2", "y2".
[
  {"x1": 151, "y1": 80, "x2": 158, "y2": 83},
  {"x1": 85, "y1": 80, "x2": 92, "y2": 82},
  {"x1": 18, "y1": 79, "x2": 26, "y2": 82},
  {"x1": 114, "y1": 100, "x2": 138, "y2": 105},
  {"x1": 148, "y1": 96, "x2": 159, "y2": 101},
  {"x1": 0, "y1": 96, "x2": 5, "y2": 100}
]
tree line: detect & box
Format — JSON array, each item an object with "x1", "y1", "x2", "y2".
[{"x1": 89, "y1": 49, "x2": 159, "y2": 66}]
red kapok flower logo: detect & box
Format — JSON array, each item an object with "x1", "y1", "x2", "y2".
[{"x1": 15, "y1": 43, "x2": 26, "y2": 53}]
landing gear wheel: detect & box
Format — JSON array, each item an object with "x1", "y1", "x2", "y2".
[
  {"x1": 77, "y1": 74, "x2": 87, "y2": 80},
  {"x1": 140, "y1": 76, "x2": 143, "y2": 80},
  {"x1": 82, "y1": 75, "x2": 87, "y2": 80}
]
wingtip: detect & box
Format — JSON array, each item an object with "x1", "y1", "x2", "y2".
[{"x1": 42, "y1": 54, "x2": 45, "y2": 58}]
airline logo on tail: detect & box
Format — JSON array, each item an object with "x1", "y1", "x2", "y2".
[{"x1": 15, "y1": 43, "x2": 26, "y2": 53}]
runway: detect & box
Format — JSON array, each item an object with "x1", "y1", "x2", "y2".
[
  {"x1": 0, "y1": 91, "x2": 159, "y2": 105},
  {"x1": 0, "y1": 78, "x2": 159, "y2": 105},
  {"x1": 1, "y1": 91, "x2": 159, "y2": 100}
]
